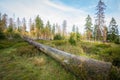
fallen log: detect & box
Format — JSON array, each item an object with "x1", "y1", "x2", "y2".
[{"x1": 24, "y1": 37, "x2": 112, "y2": 80}]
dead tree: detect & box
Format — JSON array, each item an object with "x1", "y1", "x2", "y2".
[{"x1": 24, "y1": 37, "x2": 112, "y2": 80}]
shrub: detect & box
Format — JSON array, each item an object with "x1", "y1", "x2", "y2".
[
  {"x1": 69, "y1": 33, "x2": 76, "y2": 45},
  {"x1": 80, "y1": 42, "x2": 100, "y2": 55},
  {"x1": 54, "y1": 34, "x2": 64, "y2": 40},
  {"x1": 114, "y1": 37, "x2": 120, "y2": 44},
  {"x1": 0, "y1": 30, "x2": 5, "y2": 40},
  {"x1": 52, "y1": 40, "x2": 67, "y2": 46},
  {"x1": 13, "y1": 33, "x2": 21, "y2": 39},
  {"x1": 95, "y1": 43, "x2": 111, "y2": 48},
  {"x1": 110, "y1": 66, "x2": 120, "y2": 80},
  {"x1": 101, "y1": 47, "x2": 120, "y2": 67},
  {"x1": 37, "y1": 40, "x2": 47, "y2": 44},
  {"x1": 76, "y1": 33, "x2": 81, "y2": 41},
  {"x1": 14, "y1": 46, "x2": 39, "y2": 57}
]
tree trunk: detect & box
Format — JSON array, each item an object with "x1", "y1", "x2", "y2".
[{"x1": 24, "y1": 37, "x2": 112, "y2": 80}]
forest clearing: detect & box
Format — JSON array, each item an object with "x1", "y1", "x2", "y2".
[{"x1": 0, "y1": 0, "x2": 120, "y2": 80}]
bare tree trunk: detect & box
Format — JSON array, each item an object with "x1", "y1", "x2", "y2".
[{"x1": 24, "y1": 37, "x2": 112, "y2": 80}]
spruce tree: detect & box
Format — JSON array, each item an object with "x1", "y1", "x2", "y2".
[
  {"x1": 62, "y1": 20, "x2": 67, "y2": 36},
  {"x1": 85, "y1": 15, "x2": 92, "y2": 40},
  {"x1": 108, "y1": 17, "x2": 119, "y2": 43},
  {"x1": 94, "y1": 0, "x2": 106, "y2": 41},
  {"x1": 35, "y1": 15, "x2": 43, "y2": 39}
]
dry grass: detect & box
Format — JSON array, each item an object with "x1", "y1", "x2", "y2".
[{"x1": 33, "y1": 57, "x2": 46, "y2": 66}]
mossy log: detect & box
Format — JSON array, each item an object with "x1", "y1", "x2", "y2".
[{"x1": 24, "y1": 37, "x2": 112, "y2": 80}]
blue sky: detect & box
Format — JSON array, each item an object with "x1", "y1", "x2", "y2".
[{"x1": 0, "y1": 0, "x2": 120, "y2": 33}]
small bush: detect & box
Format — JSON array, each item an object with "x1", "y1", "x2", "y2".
[
  {"x1": 0, "y1": 31, "x2": 5, "y2": 40},
  {"x1": 114, "y1": 37, "x2": 120, "y2": 44},
  {"x1": 76, "y1": 33, "x2": 81, "y2": 41},
  {"x1": 69, "y1": 33, "x2": 76, "y2": 45},
  {"x1": 81, "y1": 42, "x2": 99, "y2": 54},
  {"x1": 101, "y1": 47, "x2": 120, "y2": 67},
  {"x1": 13, "y1": 33, "x2": 21, "y2": 39},
  {"x1": 52, "y1": 40, "x2": 67, "y2": 46},
  {"x1": 14, "y1": 46, "x2": 39, "y2": 57},
  {"x1": 110, "y1": 66, "x2": 120, "y2": 80},
  {"x1": 95, "y1": 43, "x2": 111, "y2": 48},
  {"x1": 37, "y1": 40, "x2": 47, "y2": 44},
  {"x1": 54, "y1": 34, "x2": 64, "y2": 40}
]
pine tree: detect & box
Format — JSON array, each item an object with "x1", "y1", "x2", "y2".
[
  {"x1": 103, "y1": 25, "x2": 107, "y2": 42},
  {"x1": 52, "y1": 24, "x2": 55, "y2": 35},
  {"x1": 22, "y1": 18, "x2": 26, "y2": 35},
  {"x1": 17, "y1": 17, "x2": 21, "y2": 32},
  {"x1": 1, "y1": 13, "x2": 7, "y2": 31},
  {"x1": 0, "y1": 13, "x2": 5, "y2": 39},
  {"x1": 95, "y1": 0, "x2": 106, "y2": 41},
  {"x1": 93, "y1": 25, "x2": 98, "y2": 41},
  {"x1": 35, "y1": 15, "x2": 43, "y2": 39},
  {"x1": 29, "y1": 18, "x2": 35, "y2": 38},
  {"x1": 8, "y1": 18, "x2": 14, "y2": 32},
  {"x1": 56, "y1": 23, "x2": 61, "y2": 35},
  {"x1": 45, "y1": 21, "x2": 51, "y2": 39},
  {"x1": 72, "y1": 25, "x2": 76, "y2": 33},
  {"x1": 29, "y1": 18, "x2": 32, "y2": 32},
  {"x1": 76, "y1": 26, "x2": 81, "y2": 41},
  {"x1": 108, "y1": 17, "x2": 119, "y2": 43},
  {"x1": 62, "y1": 20, "x2": 67, "y2": 36},
  {"x1": 85, "y1": 15, "x2": 92, "y2": 40},
  {"x1": 0, "y1": 13, "x2": 2, "y2": 30},
  {"x1": 7, "y1": 18, "x2": 14, "y2": 39}
]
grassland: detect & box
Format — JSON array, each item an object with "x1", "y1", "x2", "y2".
[
  {"x1": 0, "y1": 39, "x2": 77, "y2": 80},
  {"x1": 0, "y1": 38, "x2": 120, "y2": 80}
]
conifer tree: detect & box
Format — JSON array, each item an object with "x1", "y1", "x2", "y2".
[
  {"x1": 35, "y1": 15, "x2": 43, "y2": 39},
  {"x1": 85, "y1": 15, "x2": 92, "y2": 40},
  {"x1": 94, "y1": 0, "x2": 106, "y2": 41},
  {"x1": 108, "y1": 17, "x2": 119, "y2": 43},
  {"x1": 62, "y1": 20, "x2": 67, "y2": 36}
]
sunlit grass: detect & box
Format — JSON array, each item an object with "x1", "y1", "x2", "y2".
[{"x1": 0, "y1": 39, "x2": 77, "y2": 80}]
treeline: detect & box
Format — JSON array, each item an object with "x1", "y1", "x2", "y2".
[
  {"x1": 0, "y1": 0, "x2": 119, "y2": 44},
  {"x1": 0, "y1": 14, "x2": 62, "y2": 39},
  {"x1": 0, "y1": 12, "x2": 119, "y2": 44},
  {"x1": 0, "y1": 13, "x2": 80, "y2": 42}
]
